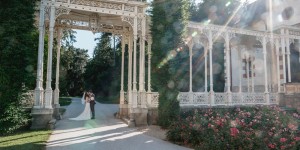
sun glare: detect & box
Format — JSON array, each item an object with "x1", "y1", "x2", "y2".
[{"x1": 194, "y1": 0, "x2": 257, "y2": 5}]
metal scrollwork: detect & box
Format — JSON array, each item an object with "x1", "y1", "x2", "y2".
[
  {"x1": 137, "y1": 18, "x2": 142, "y2": 31},
  {"x1": 70, "y1": 0, "x2": 122, "y2": 10},
  {"x1": 122, "y1": 16, "x2": 134, "y2": 29},
  {"x1": 55, "y1": 6, "x2": 71, "y2": 19}
]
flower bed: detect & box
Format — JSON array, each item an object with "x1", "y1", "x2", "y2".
[{"x1": 167, "y1": 106, "x2": 300, "y2": 150}]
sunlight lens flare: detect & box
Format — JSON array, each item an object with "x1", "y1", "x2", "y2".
[
  {"x1": 192, "y1": 31, "x2": 198, "y2": 37},
  {"x1": 157, "y1": 48, "x2": 182, "y2": 68},
  {"x1": 226, "y1": 2, "x2": 231, "y2": 7}
]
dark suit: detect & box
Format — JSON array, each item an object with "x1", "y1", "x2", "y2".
[{"x1": 90, "y1": 93, "x2": 96, "y2": 119}]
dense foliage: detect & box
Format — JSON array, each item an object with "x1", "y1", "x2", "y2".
[
  {"x1": 190, "y1": 0, "x2": 242, "y2": 25},
  {"x1": 0, "y1": 0, "x2": 38, "y2": 134},
  {"x1": 150, "y1": 0, "x2": 190, "y2": 128},
  {"x1": 84, "y1": 33, "x2": 121, "y2": 102},
  {"x1": 59, "y1": 45, "x2": 89, "y2": 96},
  {"x1": 167, "y1": 106, "x2": 300, "y2": 150}
]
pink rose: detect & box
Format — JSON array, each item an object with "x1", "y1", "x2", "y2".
[
  {"x1": 268, "y1": 143, "x2": 276, "y2": 149},
  {"x1": 280, "y1": 138, "x2": 287, "y2": 143},
  {"x1": 230, "y1": 127, "x2": 239, "y2": 137}
]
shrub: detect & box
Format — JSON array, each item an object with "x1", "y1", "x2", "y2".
[
  {"x1": 0, "y1": 102, "x2": 30, "y2": 135},
  {"x1": 167, "y1": 106, "x2": 300, "y2": 150}
]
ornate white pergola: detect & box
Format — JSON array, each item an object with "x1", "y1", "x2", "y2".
[
  {"x1": 31, "y1": 0, "x2": 300, "y2": 129},
  {"x1": 31, "y1": 0, "x2": 158, "y2": 129},
  {"x1": 178, "y1": 22, "x2": 300, "y2": 107}
]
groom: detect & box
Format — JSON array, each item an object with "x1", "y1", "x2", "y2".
[{"x1": 88, "y1": 90, "x2": 96, "y2": 119}]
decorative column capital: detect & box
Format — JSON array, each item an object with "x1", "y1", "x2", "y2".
[{"x1": 223, "y1": 32, "x2": 235, "y2": 44}]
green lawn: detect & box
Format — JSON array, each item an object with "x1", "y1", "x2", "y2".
[
  {"x1": 59, "y1": 97, "x2": 72, "y2": 106},
  {"x1": 96, "y1": 95, "x2": 120, "y2": 104},
  {"x1": 0, "y1": 130, "x2": 52, "y2": 150}
]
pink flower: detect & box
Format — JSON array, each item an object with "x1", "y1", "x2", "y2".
[
  {"x1": 288, "y1": 124, "x2": 297, "y2": 130},
  {"x1": 230, "y1": 127, "x2": 239, "y2": 137},
  {"x1": 280, "y1": 138, "x2": 287, "y2": 143},
  {"x1": 294, "y1": 137, "x2": 300, "y2": 141},
  {"x1": 215, "y1": 120, "x2": 223, "y2": 127},
  {"x1": 268, "y1": 143, "x2": 276, "y2": 149}
]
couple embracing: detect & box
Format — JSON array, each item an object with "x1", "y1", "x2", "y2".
[{"x1": 69, "y1": 90, "x2": 96, "y2": 120}]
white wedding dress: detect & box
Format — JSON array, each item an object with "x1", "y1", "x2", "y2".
[{"x1": 69, "y1": 93, "x2": 91, "y2": 120}]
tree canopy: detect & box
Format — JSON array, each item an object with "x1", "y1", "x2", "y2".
[
  {"x1": 84, "y1": 33, "x2": 121, "y2": 102},
  {"x1": 0, "y1": 0, "x2": 38, "y2": 134},
  {"x1": 151, "y1": 0, "x2": 190, "y2": 128}
]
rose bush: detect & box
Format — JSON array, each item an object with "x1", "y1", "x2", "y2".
[{"x1": 167, "y1": 106, "x2": 300, "y2": 150}]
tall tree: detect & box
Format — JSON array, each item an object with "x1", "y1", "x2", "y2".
[
  {"x1": 60, "y1": 46, "x2": 89, "y2": 96},
  {"x1": 0, "y1": 0, "x2": 38, "y2": 134},
  {"x1": 150, "y1": 0, "x2": 190, "y2": 128},
  {"x1": 190, "y1": 0, "x2": 242, "y2": 25},
  {"x1": 84, "y1": 33, "x2": 121, "y2": 101}
]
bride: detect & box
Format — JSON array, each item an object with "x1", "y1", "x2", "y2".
[{"x1": 69, "y1": 92, "x2": 91, "y2": 120}]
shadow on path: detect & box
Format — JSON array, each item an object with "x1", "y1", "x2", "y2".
[{"x1": 46, "y1": 98, "x2": 191, "y2": 150}]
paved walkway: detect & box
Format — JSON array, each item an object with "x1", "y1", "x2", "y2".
[{"x1": 46, "y1": 98, "x2": 191, "y2": 150}]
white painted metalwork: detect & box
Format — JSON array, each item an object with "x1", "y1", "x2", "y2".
[
  {"x1": 232, "y1": 93, "x2": 242, "y2": 104},
  {"x1": 146, "y1": 92, "x2": 159, "y2": 108},
  {"x1": 193, "y1": 92, "x2": 208, "y2": 104},
  {"x1": 32, "y1": 0, "x2": 300, "y2": 116},
  {"x1": 214, "y1": 93, "x2": 227, "y2": 105},
  {"x1": 124, "y1": 92, "x2": 128, "y2": 104},
  {"x1": 178, "y1": 92, "x2": 280, "y2": 106},
  {"x1": 269, "y1": 93, "x2": 278, "y2": 104},
  {"x1": 178, "y1": 92, "x2": 191, "y2": 106}
]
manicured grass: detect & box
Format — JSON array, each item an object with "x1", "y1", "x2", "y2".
[
  {"x1": 59, "y1": 97, "x2": 72, "y2": 106},
  {"x1": 0, "y1": 130, "x2": 52, "y2": 150},
  {"x1": 96, "y1": 95, "x2": 120, "y2": 104}
]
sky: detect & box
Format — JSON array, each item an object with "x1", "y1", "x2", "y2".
[{"x1": 73, "y1": 30, "x2": 99, "y2": 58}]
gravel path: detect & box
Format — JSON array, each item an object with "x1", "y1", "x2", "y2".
[{"x1": 46, "y1": 98, "x2": 191, "y2": 150}]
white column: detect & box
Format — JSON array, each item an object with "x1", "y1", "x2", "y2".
[
  {"x1": 121, "y1": 36, "x2": 125, "y2": 92},
  {"x1": 128, "y1": 36, "x2": 133, "y2": 105},
  {"x1": 225, "y1": 33, "x2": 231, "y2": 93},
  {"x1": 246, "y1": 57, "x2": 250, "y2": 92},
  {"x1": 132, "y1": 34, "x2": 137, "y2": 108},
  {"x1": 141, "y1": 17, "x2": 146, "y2": 92},
  {"x1": 299, "y1": 41, "x2": 300, "y2": 63},
  {"x1": 147, "y1": 39, "x2": 152, "y2": 92},
  {"x1": 208, "y1": 30, "x2": 214, "y2": 105},
  {"x1": 120, "y1": 35, "x2": 125, "y2": 105},
  {"x1": 239, "y1": 49, "x2": 242, "y2": 93},
  {"x1": 262, "y1": 36, "x2": 270, "y2": 104},
  {"x1": 251, "y1": 57, "x2": 255, "y2": 92},
  {"x1": 205, "y1": 46, "x2": 208, "y2": 92},
  {"x1": 133, "y1": 30, "x2": 137, "y2": 92},
  {"x1": 286, "y1": 29, "x2": 291, "y2": 82},
  {"x1": 275, "y1": 39, "x2": 281, "y2": 92},
  {"x1": 44, "y1": 2, "x2": 55, "y2": 109},
  {"x1": 280, "y1": 29, "x2": 286, "y2": 85},
  {"x1": 225, "y1": 33, "x2": 232, "y2": 105},
  {"x1": 139, "y1": 36, "x2": 143, "y2": 92},
  {"x1": 34, "y1": 0, "x2": 45, "y2": 108},
  {"x1": 131, "y1": 6, "x2": 139, "y2": 111},
  {"x1": 189, "y1": 44, "x2": 193, "y2": 92},
  {"x1": 54, "y1": 28, "x2": 62, "y2": 108},
  {"x1": 298, "y1": 41, "x2": 300, "y2": 63}
]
